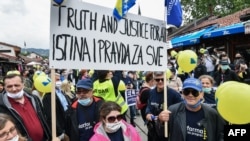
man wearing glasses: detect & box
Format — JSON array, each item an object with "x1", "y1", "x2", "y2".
[
  {"x1": 66, "y1": 78, "x2": 104, "y2": 141},
  {"x1": 158, "y1": 78, "x2": 225, "y2": 141},
  {"x1": 145, "y1": 71, "x2": 183, "y2": 141}
]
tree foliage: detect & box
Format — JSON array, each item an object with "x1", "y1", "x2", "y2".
[{"x1": 181, "y1": 0, "x2": 250, "y2": 23}]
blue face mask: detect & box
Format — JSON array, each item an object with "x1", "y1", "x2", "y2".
[
  {"x1": 78, "y1": 98, "x2": 91, "y2": 106},
  {"x1": 221, "y1": 65, "x2": 229, "y2": 70},
  {"x1": 203, "y1": 88, "x2": 212, "y2": 94}
]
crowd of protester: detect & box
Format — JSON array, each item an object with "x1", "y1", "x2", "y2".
[{"x1": 0, "y1": 47, "x2": 249, "y2": 141}]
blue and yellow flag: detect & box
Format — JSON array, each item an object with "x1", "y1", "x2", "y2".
[
  {"x1": 113, "y1": 0, "x2": 136, "y2": 21},
  {"x1": 165, "y1": 0, "x2": 183, "y2": 28}
]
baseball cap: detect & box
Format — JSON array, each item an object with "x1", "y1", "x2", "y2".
[
  {"x1": 76, "y1": 79, "x2": 93, "y2": 90},
  {"x1": 182, "y1": 78, "x2": 202, "y2": 92}
]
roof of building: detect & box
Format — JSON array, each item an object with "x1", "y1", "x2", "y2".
[{"x1": 189, "y1": 8, "x2": 250, "y2": 32}]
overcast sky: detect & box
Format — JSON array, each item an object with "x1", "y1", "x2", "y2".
[{"x1": 0, "y1": 0, "x2": 165, "y2": 49}]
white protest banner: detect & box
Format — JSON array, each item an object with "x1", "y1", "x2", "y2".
[{"x1": 50, "y1": 1, "x2": 167, "y2": 71}]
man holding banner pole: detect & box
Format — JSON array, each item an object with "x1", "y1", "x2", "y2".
[
  {"x1": 145, "y1": 71, "x2": 183, "y2": 140},
  {"x1": 158, "y1": 78, "x2": 225, "y2": 141}
]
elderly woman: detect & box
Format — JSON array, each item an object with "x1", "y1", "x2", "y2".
[
  {"x1": 90, "y1": 101, "x2": 141, "y2": 141},
  {"x1": 0, "y1": 113, "x2": 29, "y2": 141}
]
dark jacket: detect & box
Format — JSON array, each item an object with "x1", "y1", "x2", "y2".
[
  {"x1": 145, "y1": 87, "x2": 183, "y2": 141},
  {"x1": 65, "y1": 97, "x2": 104, "y2": 141},
  {"x1": 168, "y1": 103, "x2": 225, "y2": 141},
  {"x1": 214, "y1": 69, "x2": 240, "y2": 86},
  {"x1": 0, "y1": 92, "x2": 51, "y2": 141},
  {"x1": 145, "y1": 87, "x2": 183, "y2": 116},
  {"x1": 42, "y1": 91, "x2": 72, "y2": 137}
]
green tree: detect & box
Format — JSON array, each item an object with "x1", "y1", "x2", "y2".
[{"x1": 181, "y1": 0, "x2": 250, "y2": 23}]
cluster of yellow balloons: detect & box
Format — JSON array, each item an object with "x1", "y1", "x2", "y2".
[
  {"x1": 215, "y1": 81, "x2": 250, "y2": 124},
  {"x1": 33, "y1": 71, "x2": 52, "y2": 93}
]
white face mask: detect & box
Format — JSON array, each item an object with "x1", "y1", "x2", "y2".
[
  {"x1": 7, "y1": 135, "x2": 19, "y2": 141},
  {"x1": 105, "y1": 121, "x2": 122, "y2": 133},
  {"x1": 170, "y1": 60, "x2": 176, "y2": 64},
  {"x1": 55, "y1": 81, "x2": 62, "y2": 88},
  {"x1": 7, "y1": 90, "x2": 24, "y2": 99},
  {"x1": 123, "y1": 71, "x2": 128, "y2": 76}
]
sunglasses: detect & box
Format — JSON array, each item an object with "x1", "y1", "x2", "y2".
[
  {"x1": 183, "y1": 89, "x2": 200, "y2": 97},
  {"x1": 154, "y1": 78, "x2": 164, "y2": 82},
  {"x1": 106, "y1": 114, "x2": 123, "y2": 123}
]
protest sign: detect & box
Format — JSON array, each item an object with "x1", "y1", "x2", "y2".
[
  {"x1": 50, "y1": 0, "x2": 167, "y2": 71},
  {"x1": 125, "y1": 89, "x2": 138, "y2": 106}
]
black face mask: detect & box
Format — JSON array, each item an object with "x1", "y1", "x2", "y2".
[{"x1": 235, "y1": 57, "x2": 241, "y2": 59}]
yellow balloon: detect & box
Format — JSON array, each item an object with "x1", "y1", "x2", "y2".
[
  {"x1": 215, "y1": 81, "x2": 238, "y2": 100},
  {"x1": 166, "y1": 69, "x2": 172, "y2": 79},
  {"x1": 118, "y1": 80, "x2": 126, "y2": 91},
  {"x1": 7, "y1": 70, "x2": 20, "y2": 75},
  {"x1": 177, "y1": 50, "x2": 197, "y2": 72},
  {"x1": 176, "y1": 51, "x2": 183, "y2": 60},
  {"x1": 34, "y1": 75, "x2": 52, "y2": 93},
  {"x1": 177, "y1": 67, "x2": 184, "y2": 74},
  {"x1": 217, "y1": 82, "x2": 250, "y2": 124},
  {"x1": 199, "y1": 48, "x2": 207, "y2": 54},
  {"x1": 170, "y1": 50, "x2": 178, "y2": 58},
  {"x1": 88, "y1": 70, "x2": 94, "y2": 77},
  {"x1": 33, "y1": 71, "x2": 46, "y2": 81}
]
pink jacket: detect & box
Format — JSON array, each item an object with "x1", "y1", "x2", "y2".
[{"x1": 90, "y1": 120, "x2": 142, "y2": 141}]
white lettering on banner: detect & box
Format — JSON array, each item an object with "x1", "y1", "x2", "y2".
[
  {"x1": 50, "y1": 1, "x2": 167, "y2": 71},
  {"x1": 125, "y1": 89, "x2": 138, "y2": 106}
]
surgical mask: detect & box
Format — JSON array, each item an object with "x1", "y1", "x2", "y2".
[
  {"x1": 184, "y1": 99, "x2": 202, "y2": 109},
  {"x1": 105, "y1": 121, "x2": 122, "y2": 133},
  {"x1": 7, "y1": 135, "x2": 19, "y2": 141},
  {"x1": 203, "y1": 88, "x2": 212, "y2": 94},
  {"x1": 7, "y1": 90, "x2": 24, "y2": 99},
  {"x1": 55, "y1": 81, "x2": 62, "y2": 88},
  {"x1": 123, "y1": 71, "x2": 128, "y2": 76},
  {"x1": 221, "y1": 65, "x2": 229, "y2": 70},
  {"x1": 78, "y1": 98, "x2": 92, "y2": 106}
]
